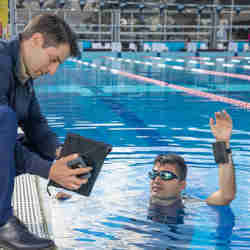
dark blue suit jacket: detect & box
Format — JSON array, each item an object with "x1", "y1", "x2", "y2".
[{"x1": 0, "y1": 35, "x2": 58, "y2": 179}]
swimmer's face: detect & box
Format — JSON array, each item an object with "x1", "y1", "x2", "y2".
[{"x1": 150, "y1": 163, "x2": 186, "y2": 201}]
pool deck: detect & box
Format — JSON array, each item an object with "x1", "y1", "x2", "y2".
[
  {"x1": 3, "y1": 175, "x2": 54, "y2": 250},
  {"x1": 12, "y1": 175, "x2": 50, "y2": 238},
  {"x1": 9, "y1": 174, "x2": 77, "y2": 250}
]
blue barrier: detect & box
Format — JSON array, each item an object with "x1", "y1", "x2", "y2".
[
  {"x1": 166, "y1": 41, "x2": 185, "y2": 51},
  {"x1": 82, "y1": 41, "x2": 92, "y2": 50},
  {"x1": 80, "y1": 41, "x2": 248, "y2": 52},
  {"x1": 143, "y1": 41, "x2": 185, "y2": 51},
  {"x1": 237, "y1": 41, "x2": 248, "y2": 52}
]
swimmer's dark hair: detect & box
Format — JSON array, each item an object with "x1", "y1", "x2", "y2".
[
  {"x1": 154, "y1": 154, "x2": 187, "y2": 181},
  {"x1": 21, "y1": 13, "x2": 80, "y2": 58}
]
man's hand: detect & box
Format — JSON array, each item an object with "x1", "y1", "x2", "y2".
[
  {"x1": 209, "y1": 110, "x2": 232, "y2": 143},
  {"x1": 49, "y1": 154, "x2": 92, "y2": 190}
]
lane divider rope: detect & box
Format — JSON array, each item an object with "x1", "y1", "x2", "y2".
[
  {"x1": 144, "y1": 56, "x2": 250, "y2": 78},
  {"x1": 71, "y1": 58, "x2": 250, "y2": 110}
]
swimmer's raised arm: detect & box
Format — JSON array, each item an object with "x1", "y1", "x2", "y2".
[{"x1": 205, "y1": 110, "x2": 236, "y2": 206}]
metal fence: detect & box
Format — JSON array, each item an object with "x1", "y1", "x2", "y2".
[{"x1": 14, "y1": 7, "x2": 250, "y2": 44}]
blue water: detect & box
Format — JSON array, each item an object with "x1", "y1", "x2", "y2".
[{"x1": 36, "y1": 53, "x2": 250, "y2": 249}]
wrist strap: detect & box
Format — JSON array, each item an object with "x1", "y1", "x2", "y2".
[{"x1": 212, "y1": 141, "x2": 231, "y2": 164}]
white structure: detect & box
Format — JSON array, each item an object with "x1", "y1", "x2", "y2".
[
  {"x1": 129, "y1": 42, "x2": 137, "y2": 51},
  {"x1": 187, "y1": 42, "x2": 197, "y2": 52},
  {"x1": 217, "y1": 43, "x2": 225, "y2": 50},
  {"x1": 152, "y1": 43, "x2": 161, "y2": 52},
  {"x1": 112, "y1": 42, "x2": 122, "y2": 52},
  {"x1": 143, "y1": 43, "x2": 152, "y2": 52},
  {"x1": 104, "y1": 43, "x2": 111, "y2": 49},
  {"x1": 228, "y1": 42, "x2": 238, "y2": 53},
  {"x1": 92, "y1": 43, "x2": 102, "y2": 49},
  {"x1": 243, "y1": 43, "x2": 249, "y2": 52},
  {"x1": 200, "y1": 43, "x2": 208, "y2": 50}
]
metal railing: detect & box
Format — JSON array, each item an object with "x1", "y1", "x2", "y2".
[{"x1": 14, "y1": 8, "x2": 250, "y2": 44}]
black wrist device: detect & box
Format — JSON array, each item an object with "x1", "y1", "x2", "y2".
[
  {"x1": 212, "y1": 141, "x2": 231, "y2": 164},
  {"x1": 67, "y1": 156, "x2": 92, "y2": 179}
]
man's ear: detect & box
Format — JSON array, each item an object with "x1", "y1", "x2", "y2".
[{"x1": 30, "y1": 33, "x2": 44, "y2": 48}]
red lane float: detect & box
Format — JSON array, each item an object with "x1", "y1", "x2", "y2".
[{"x1": 101, "y1": 57, "x2": 250, "y2": 109}]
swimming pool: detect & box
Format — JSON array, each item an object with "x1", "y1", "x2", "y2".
[{"x1": 36, "y1": 52, "x2": 250, "y2": 249}]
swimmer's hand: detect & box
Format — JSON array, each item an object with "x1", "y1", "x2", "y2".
[{"x1": 210, "y1": 110, "x2": 232, "y2": 143}]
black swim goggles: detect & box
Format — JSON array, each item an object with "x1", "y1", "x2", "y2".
[{"x1": 148, "y1": 170, "x2": 178, "y2": 181}]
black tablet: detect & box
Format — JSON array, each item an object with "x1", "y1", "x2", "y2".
[{"x1": 48, "y1": 133, "x2": 112, "y2": 196}]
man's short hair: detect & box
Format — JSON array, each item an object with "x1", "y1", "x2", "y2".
[
  {"x1": 21, "y1": 13, "x2": 80, "y2": 58},
  {"x1": 154, "y1": 154, "x2": 187, "y2": 181}
]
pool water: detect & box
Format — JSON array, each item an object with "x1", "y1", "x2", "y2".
[{"x1": 36, "y1": 53, "x2": 250, "y2": 249}]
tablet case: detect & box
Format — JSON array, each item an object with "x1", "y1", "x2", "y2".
[{"x1": 47, "y1": 133, "x2": 112, "y2": 196}]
